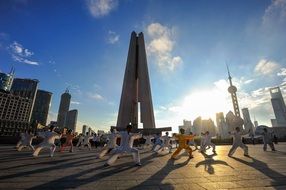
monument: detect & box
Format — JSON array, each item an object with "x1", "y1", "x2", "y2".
[{"x1": 115, "y1": 32, "x2": 171, "y2": 134}]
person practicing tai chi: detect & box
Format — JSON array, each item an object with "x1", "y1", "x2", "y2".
[
  {"x1": 80, "y1": 132, "x2": 93, "y2": 150},
  {"x1": 152, "y1": 133, "x2": 162, "y2": 152},
  {"x1": 96, "y1": 128, "x2": 119, "y2": 159},
  {"x1": 157, "y1": 132, "x2": 173, "y2": 154},
  {"x1": 60, "y1": 129, "x2": 75, "y2": 153},
  {"x1": 200, "y1": 131, "x2": 216, "y2": 153},
  {"x1": 171, "y1": 128, "x2": 195, "y2": 159},
  {"x1": 76, "y1": 134, "x2": 84, "y2": 148},
  {"x1": 262, "y1": 128, "x2": 276, "y2": 151},
  {"x1": 17, "y1": 130, "x2": 36, "y2": 151},
  {"x1": 33, "y1": 125, "x2": 62, "y2": 157},
  {"x1": 228, "y1": 126, "x2": 249, "y2": 157},
  {"x1": 188, "y1": 132, "x2": 198, "y2": 150},
  {"x1": 143, "y1": 135, "x2": 154, "y2": 148},
  {"x1": 104, "y1": 124, "x2": 142, "y2": 166}
]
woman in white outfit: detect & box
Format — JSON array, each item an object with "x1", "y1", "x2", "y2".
[
  {"x1": 97, "y1": 128, "x2": 119, "y2": 158},
  {"x1": 228, "y1": 127, "x2": 249, "y2": 157},
  {"x1": 105, "y1": 124, "x2": 142, "y2": 166}
]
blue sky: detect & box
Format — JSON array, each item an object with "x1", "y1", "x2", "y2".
[{"x1": 0, "y1": 0, "x2": 286, "y2": 132}]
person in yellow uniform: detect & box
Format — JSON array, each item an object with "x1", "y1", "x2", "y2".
[{"x1": 171, "y1": 128, "x2": 195, "y2": 159}]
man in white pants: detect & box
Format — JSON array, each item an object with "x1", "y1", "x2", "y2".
[
  {"x1": 200, "y1": 131, "x2": 216, "y2": 153},
  {"x1": 33, "y1": 126, "x2": 62, "y2": 157},
  {"x1": 80, "y1": 132, "x2": 93, "y2": 150},
  {"x1": 104, "y1": 124, "x2": 142, "y2": 166},
  {"x1": 96, "y1": 128, "x2": 119, "y2": 158},
  {"x1": 228, "y1": 126, "x2": 249, "y2": 157},
  {"x1": 17, "y1": 130, "x2": 36, "y2": 151}
]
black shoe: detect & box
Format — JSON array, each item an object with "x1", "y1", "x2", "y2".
[
  {"x1": 104, "y1": 163, "x2": 110, "y2": 167},
  {"x1": 135, "y1": 163, "x2": 142, "y2": 166}
]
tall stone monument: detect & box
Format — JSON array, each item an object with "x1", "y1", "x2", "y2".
[{"x1": 116, "y1": 32, "x2": 156, "y2": 130}]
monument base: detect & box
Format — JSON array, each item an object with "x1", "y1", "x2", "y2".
[{"x1": 111, "y1": 126, "x2": 172, "y2": 135}]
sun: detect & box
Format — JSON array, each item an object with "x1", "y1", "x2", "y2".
[{"x1": 180, "y1": 89, "x2": 231, "y2": 120}]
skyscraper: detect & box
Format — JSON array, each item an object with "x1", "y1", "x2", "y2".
[
  {"x1": 57, "y1": 89, "x2": 71, "y2": 128},
  {"x1": 216, "y1": 112, "x2": 229, "y2": 139},
  {"x1": 227, "y1": 66, "x2": 241, "y2": 117},
  {"x1": 241, "y1": 108, "x2": 254, "y2": 134},
  {"x1": 0, "y1": 68, "x2": 14, "y2": 92},
  {"x1": 10, "y1": 78, "x2": 39, "y2": 122},
  {"x1": 31, "y1": 90, "x2": 52, "y2": 126},
  {"x1": 270, "y1": 87, "x2": 286, "y2": 127},
  {"x1": 65, "y1": 109, "x2": 78, "y2": 132},
  {"x1": 116, "y1": 32, "x2": 155, "y2": 129}
]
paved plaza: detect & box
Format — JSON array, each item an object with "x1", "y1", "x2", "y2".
[{"x1": 0, "y1": 143, "x2": 286, "y2": 190}]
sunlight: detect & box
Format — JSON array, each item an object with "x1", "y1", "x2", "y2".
[{"x1": 181, "y1": 89, "x2": 231, "y2": 120}]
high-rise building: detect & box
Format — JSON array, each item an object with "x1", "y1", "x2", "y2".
[
  {"x1": 116, "y1": 32, "x2": 156, "y2": 130},
  {"x1": 10, "y1": 78, "x2": 39, "y2": 122},
  {"x1": 216, "y1": 112, "x2": 229, "y2": 139},
  {"x1": 57, "y1": 89, "x2": 71, "y2": 128},
  {"x1": 0, "y1": 68, "x2": 14, "y2": 92},
  {"x1": 227, "y1": 66, "x2": 241, "y2": 117},
  {"x1": 31, "y1": 90, "x2": 52, "y2": 126},
  {"x1": 192, "y1": 116, "x2": 202, "y2": 135},
  {"x1": 82, "y1": 125, "x2": 87, "y2": 135},
  {"x1": 270, "y1": 87, "x2": 286, "y2": 127},
  {"x1": 65, "y1": 109, "x2": 78, "y2": 132},
  {"x1": 178, "y1": 120, "x2": 192, "y2": 134},
  {"x1": 241, "y1": 108, "x2": 254, "y2": 134}
]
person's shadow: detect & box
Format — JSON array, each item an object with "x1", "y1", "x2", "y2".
[
  {"x1": 195, "y1": 152, "x2": 233, "y2": 174},
  {"x1": 231, "y1": 156, "x2": 286, "y2": 189},
  {"x1": 128, "y1": 157, "x2": 191, "y2": 190}
]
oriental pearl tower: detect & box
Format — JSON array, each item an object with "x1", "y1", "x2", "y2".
[{"x1": 227, "y1": 65, "x2": 241, "y2": 117}]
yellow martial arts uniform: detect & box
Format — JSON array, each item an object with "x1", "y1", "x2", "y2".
[{"x1": 172, "y1": 134, "x2": 195, "y2": 158}]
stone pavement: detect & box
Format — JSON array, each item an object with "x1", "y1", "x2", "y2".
[{"x1": 0, "y1": 143, "x2": 286, "y2": 190}]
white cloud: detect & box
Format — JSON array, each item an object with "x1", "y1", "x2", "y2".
[
  {"x1": 277, "y1": 68, "x2": 286, "y2": 76},
  {"x1": 107, "y1": 30, "x2": 119, "y2": 44},
  {"x1": 146, "y1": 23, "x2": 182, "y2": 72},
  {"x1": 9, "y1": 41, "x2": 39, "y2": 65},
  {"x1": 87, "y1": 92, "x2": 104, "y2": 100},
  {"x1": 254, "y1": 59, "x2": 279, "y2": 75},
  {"x1": 86, "y1": 0, "x2": 118, "y2": 18},
  {"x1": 263, "y1": 0, "x2": 286, "y2": 25}
]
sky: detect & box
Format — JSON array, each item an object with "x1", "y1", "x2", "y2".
[{"x1": 0, "y1": 0, "x2": 286, "y2": 133}]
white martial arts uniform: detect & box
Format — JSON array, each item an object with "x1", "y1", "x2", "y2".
[
  {"x1": 228, "y1": 130, "x2": 249, "y2": 156},
  {"x1": 97, "y1": 132, "x2": 119, "y2": 158},
  {"x1": 76, "y1": 135, "x2": 84, "y2": 147},
  {"x1": 157, "y1": 135, "x2": 173, "y2": 153},
  {"x1": 143, "y1": 135, "x2": 154, "y2": 148},
  {"x1": 262, "y1": 131, "x2": 275, "y2": 151},
  {"x1": 200, "y1": 133, "x2": 216, "y2": 152},
  {"x1": 80, "y1": 135, "x2": 93, "y2": 150},
  {"x1": 33, "y1": 131, "x2": 61, "y2": 157},
  {"x1": 17, "y1": 133, "x2": 35, "y2": 151},
  {"x1": 106, "y1": 131, "x2": 142, "y2": 166}
]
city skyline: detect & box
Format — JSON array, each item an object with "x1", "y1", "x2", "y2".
[{"x1": 1, "y1": 0, "x2": 286, "y2": 132}]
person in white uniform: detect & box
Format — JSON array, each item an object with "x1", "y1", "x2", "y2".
[
  {"x1": 157, "y1": 132, "x2": 173, "y2": 154},
  {"x1": 33, "y1": 126, "x2": 62, "y2": 157},
  {"x1": 200, "y1": 131, "x2": 216, "y2": 153},
  {"x1": 143, "y1": 135, "x2": 154, "y2": 148},
  {"x1": 80, "y1": 132, "x2": 93, "y2": 150},
  {"x1": 104, "y1": 124, "x2": 142, "y2": 166},
  {"x1": 228, "y1": 126, "x2": 249, "y2": 157},
  {"x1": 96, "y1": 128, "x2": 119, "y2": 158},
  {"x1": 262, "y1": 128, "x2": 276, "y2": 151},
  {"x1": 17, "y1": 130, "x2": 36, "y2": 151}
]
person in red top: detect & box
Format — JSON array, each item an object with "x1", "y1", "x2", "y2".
[
  {"x1": 171, "y1": 128, "x2": 195, "y2": 159},
  {"x1": 60, "y1": 129, "x2": 75, "y2": 153}
]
